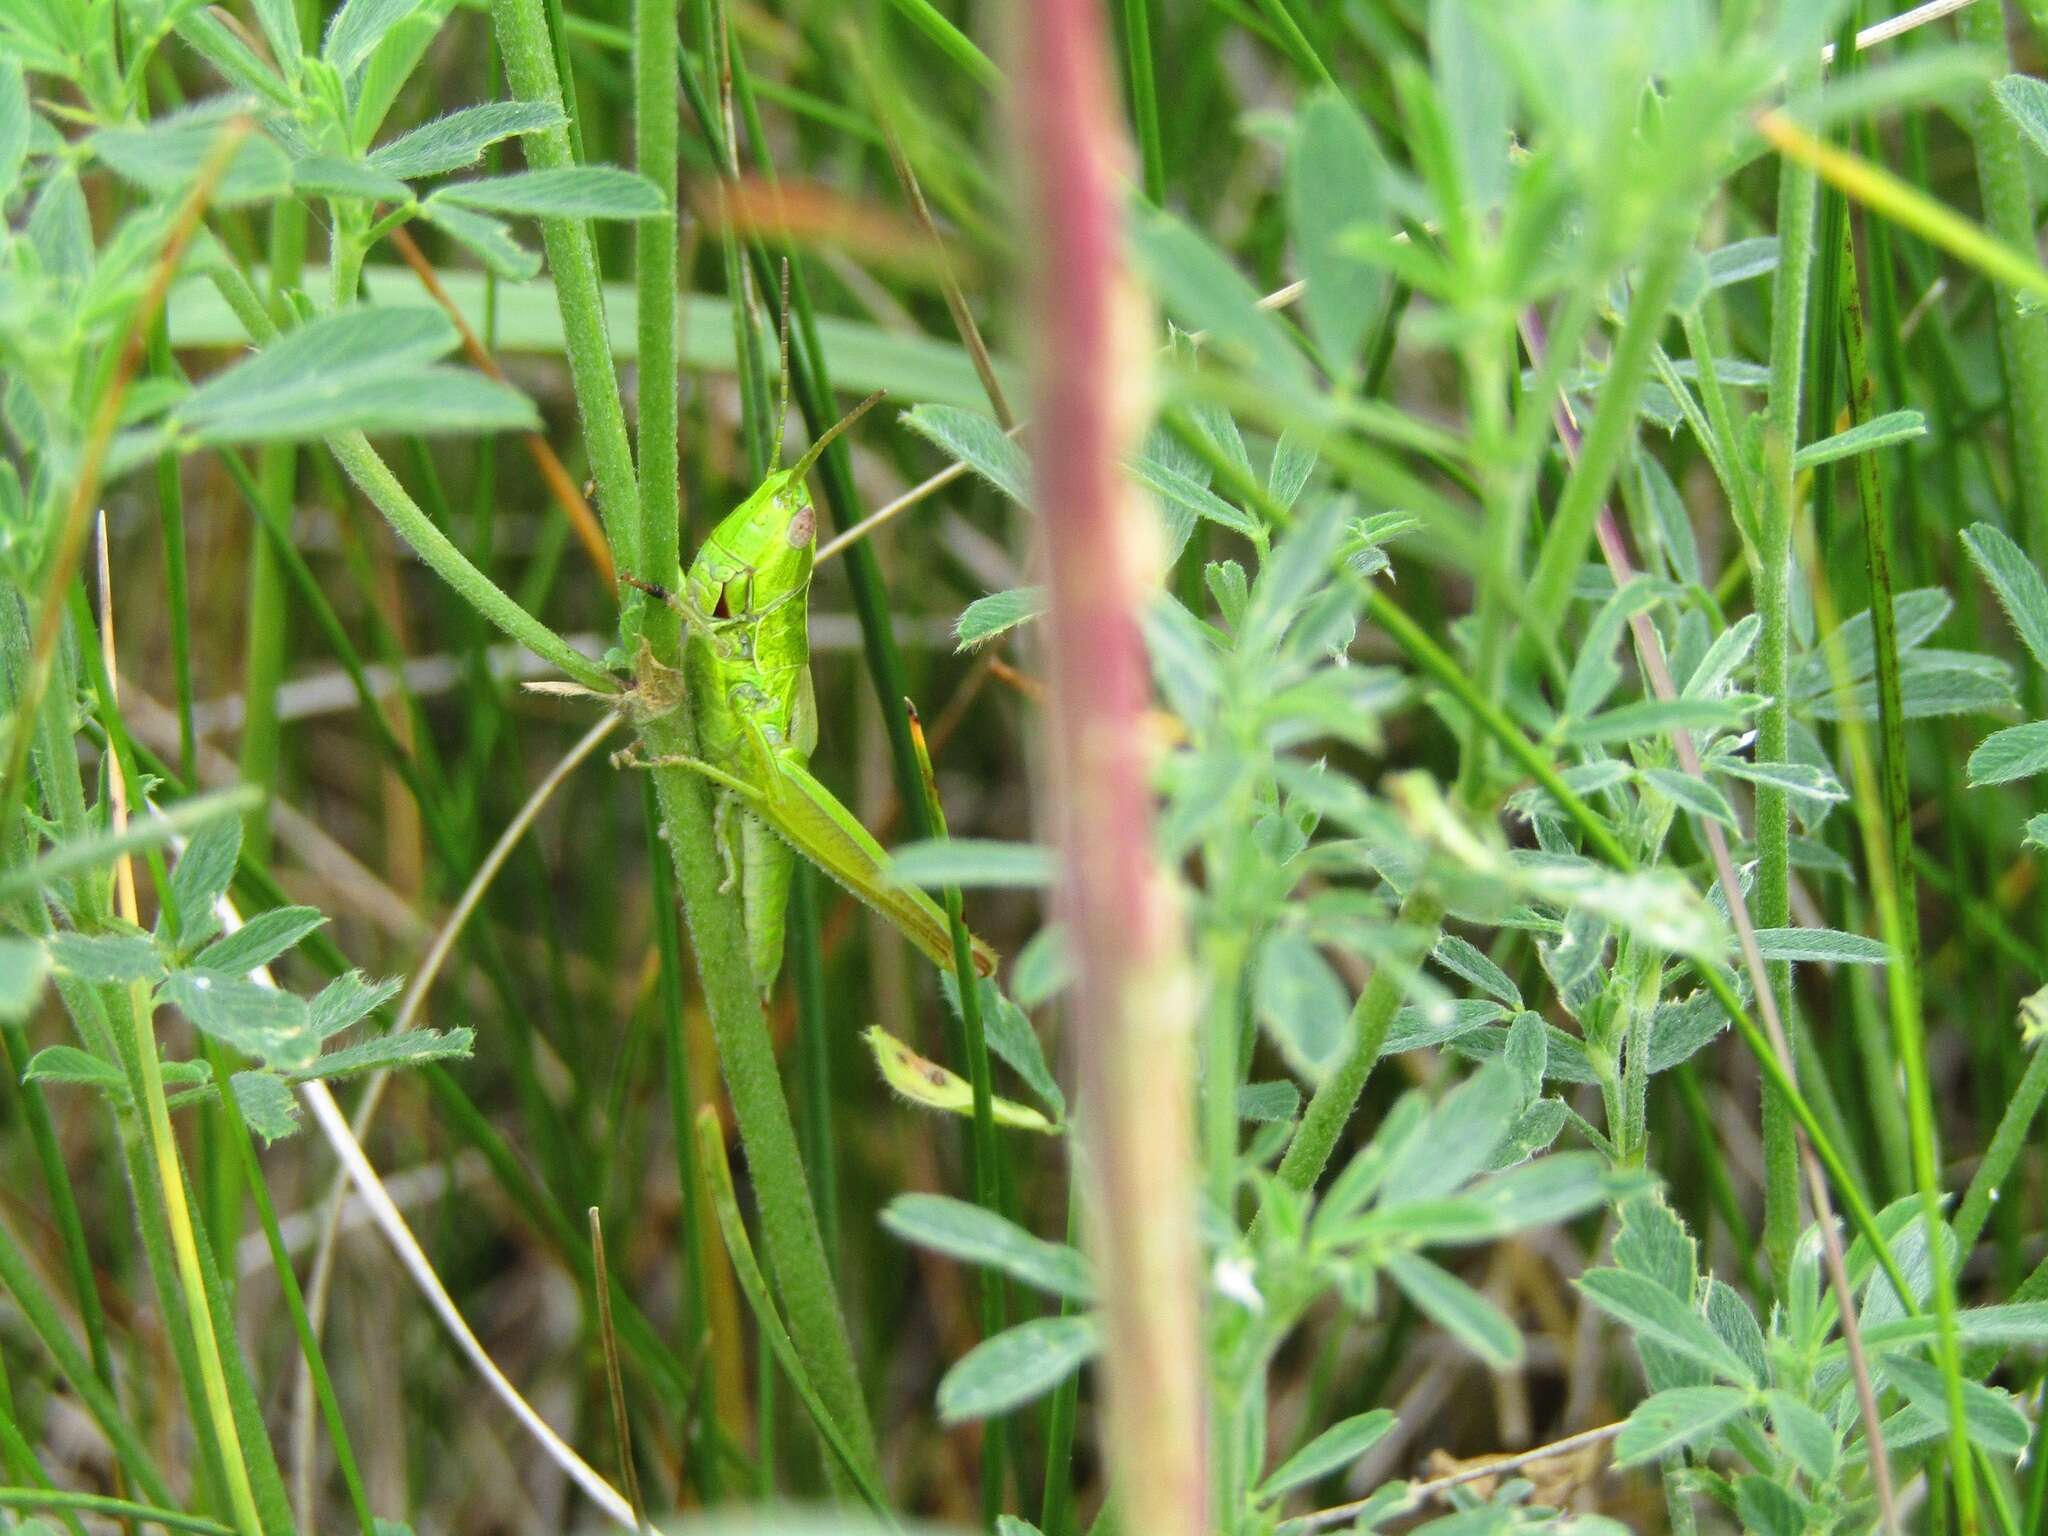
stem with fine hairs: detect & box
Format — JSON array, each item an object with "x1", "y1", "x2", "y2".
[{"x1": 1016, "y1": 2, "x2": 1207, "y2": 1532}]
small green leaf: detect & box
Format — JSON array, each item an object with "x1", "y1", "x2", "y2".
[
  {"x1": 1289, "y1": 90, "x2": 1389, "y2": 371},
  {"x1": 231, "y1": 1070, "x2": 300, "y2": 1143},
  {"x1": 1995, "y1": 74, "x2": 2048, "y2": 160},
  {"x1": 1765, "y1": 1390, "x2": 1837, "y2": 1485},
  {"x1": 936, "y1": 1316, "x2": 1098, "y2": 1423},
  {"x1": 943, "y1": 974, "x2": 1065, "y2": 1120},
  {"x1": 48, "y1": 931, "x2": 164, "y2": 985},
  {"x1": 246, "y1": 0, "x2": 300, "y2": 79},
  {"x1": 1457, "y1": 1153, "x2": 1618, "y2": 1233},
  {"x1": 1379, "y1": 1058, "x2": 1518, "y2": 1204},
  {"x1": 211, "y1": 368, "x2": 535, "y2": 442},
  {"x1": 1704, "y1": 754, "x2": 1847, "y2": 804},
  {"x1": 1254, "y1": 928, "x2": 1352, "y2": 1081},
  {"x1": 418, "y1": 202, "x2": 542, "y2": 281},
  {"x1": 1578, "y1": 1269, "x2": 1756, "y2": 1385},
  {"x1": 1128, "y1": 202, "x2": 1312, "y2": 404},
  {"x1": 23, "y1": 1044, "x2": 128, "y2": 1094},
  {"x1": 0, "y1": 937, "x2": 52, "y2": 1023},
  {"x1": 1791, "y1": 409, "x2": 1926, "y2": 469},
  {"x1": 182, "y1": 307, "x2": 452, "y2": 420},
  {"x1": 0, "y1": 57, "x2": 29, "y2": 199},
  {"x1": 1805, "y1": 650, "x2": 2015, "y2": 721},
  {"x1": 1791, "y1": 588, "x2": 1951, "y2": 699},
  {"x1": 1638, "y1": 767, "x2": 1739, "y2": 830},
  {"x1": 1238, "y1": 1080, "x2": 1301, "y2": 1123},
  {"x1": 173, "y1": 12, "x2": 297, "y2": 109},
  {"x1": 366, "y1": 100, "x2": 566, "y2": 178},
  {"x1": 901, "y1": 404, "x2": 1028, "y2": 504},
  {"x1": 1702, "y1": 238, "x2": 1778, "y2": 289},
  {"x1": 1748, "y1": 927, "x2": 1889, "y2": 966},
  {"x1": 1256, "y1": 1409, "x2": 1396, "y2": 1501},
  {"x1": 297, "y1": 1026, "x2": 473, "y2": 1080},
  {"x1": 1735, "y1": 1476, "x2": 1809, "y2": 1536},
  {"x1": 955, "y1": 587, "x2": 1046, "y2": 650},
  {"x1": 1963, "y1": 521, "x2": 2048, "y2": 674},
  {"x1": 162, "y1": 971, "x2": 319, "y2": 1071},
  {"x1": 430, "y1": 167, "x2": 665, "y2": 220},
  {"x1": 290, "y1": 155, "x2": 413, "y2": 203},
  {"x1": 1380, "y1": 999, "x2": 1507, "y2": 1055},
  {"x1": 881, "y1": 1193, "x2": 1094, "y2": 1302},
  {"x1": 195, "y1": 906, "x2": 326, "y2": 975},
  {"x1": 1682, "y1": 613, "x2": 1761, "y2": 699},
  {"x1": 887, "y1": 840, "x2": 1054, "y2": 890},
  {"x1": 169, "y1": 811, "x2": 242, "y2": 944},
  {"x1": 1968, "y1": 720, "x2": 2048, "y2": 786},
  {"x1": 1383, "y1": 1251, "x2": 1521, "y2": 1369},
  {"x1": 1431, "y1": 935, "x2": 1521, "y2": 1010},
  {"x1": 1613, "y1": 1386, "x2": 1752, "y2": 1465},
  {"x1": 1561, "y1": 696, "x2": 1759, "y2": 747},
  {"x1": 324, "y1": 0, "x2": 421, "y2": 75},
  {"x1": 1128, "y1": 452, "x2": 1260, "y2": 541},
  {"x1": 91, "y1": 109, "x2": 292, "y2": 208},
  {"x1": 1883, "y1": 1351, "x2": 2030, "y2": 1456},
  {"x1": 309, "y1": 971, "x2": 402, "y2": 1039},
  {"x1": 2026, "y1": 813, "x2": 2048, "y2": 852}
]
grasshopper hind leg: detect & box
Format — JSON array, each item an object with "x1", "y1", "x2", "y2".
[{"x1": 739, "y1": 809, "x2": 796, "y2": 1000}]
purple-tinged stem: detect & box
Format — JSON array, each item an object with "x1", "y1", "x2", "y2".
[{"x1": 1017, "y1": 1, "x2": 1208, "y2": 1530}]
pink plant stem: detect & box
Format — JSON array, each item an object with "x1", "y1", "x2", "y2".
[{"x1": 1018, "y1": 1, "x2": 1208, "y2": 1530}]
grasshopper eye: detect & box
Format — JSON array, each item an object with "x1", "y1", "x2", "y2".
[{"x1": 787, "y1": 506, "x2": 815, "y2": 548}]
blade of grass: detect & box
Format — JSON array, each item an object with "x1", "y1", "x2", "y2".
[
  {"x1": 1958, "y1": 0, "x2": 2048, "y2": 565},
  {"x1": 695, "y1": 1111, "x2": 898, "y2": 1523}
]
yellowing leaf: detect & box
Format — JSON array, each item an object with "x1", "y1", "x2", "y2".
[{"x1": 862, "y1": 1026, "x2": 1060, "y2": 1134}]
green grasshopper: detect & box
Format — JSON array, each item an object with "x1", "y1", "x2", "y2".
[{"x1": 624, "y1": 379, "x2": 997, "y2": 999}]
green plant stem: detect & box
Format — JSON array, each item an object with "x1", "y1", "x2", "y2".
[
  {"x1": 789, "y1": 864, "x2": 838, "y2": 1261},
  {"x1": 0, "y1": 1489, "x2": 236, "y2": 1536},
  {"x1": 635, "y1": 0, "x2": 680, "y2": 605},
  {"x1": 1119, "y1": 0, "x2": 1165, "y2": 205},
  {"x1": 1039, "y1": 1180, "x2": 1084, "y2": 1536},
  {"x1": 328, "y1": 432, "x2": 615, "y2": 690},
  {"x1": 1525, "y1": 234, "x2": 1689, "y2": 631},
  {"x1": 1756, "y1": 99, "x2": 1819, "y2": 1294},
  {"x1": 1267, "y1": 890, "x2": 1444, "y2": 1204},
  {"x1": 696, "y1": 1112, "x2": 895, "y2": 1522},
  {"x1": 1202, "y1": 929, "x2": 1249, "y2": 1218},
  {"x1": 1837, "y1": 221, "x2": 1919, "y2": 977},
  {"x1": 489, "y1": 0, "x2": 643, "y2": 585},
  {"x1": 909, "y1": 711, "x2": 1010, "y2": 1517},
  {"x1": 1960, "y1": 0, "x2": 2048, "y2": 566},
  {"x1": 121, "y1": 997, "x2": 263, "y2": 1536},
  {"x1": 643, "y1": 739, "x2": 881, "y2": 1488},
  {"x1": 1956, "y1": 1042, "x2": 2048, "y2": 1259},
  {"x1": 644, "y1": 778, "x2": 722, "y2": 1501}
]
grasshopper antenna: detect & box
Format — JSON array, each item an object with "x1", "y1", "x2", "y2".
[
  {"x1": 770, "y1": 260, "x2": 793, "y2": 469},
  {"x1": 789, "y1": 390, "x2": 887, "y2": 489}
]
